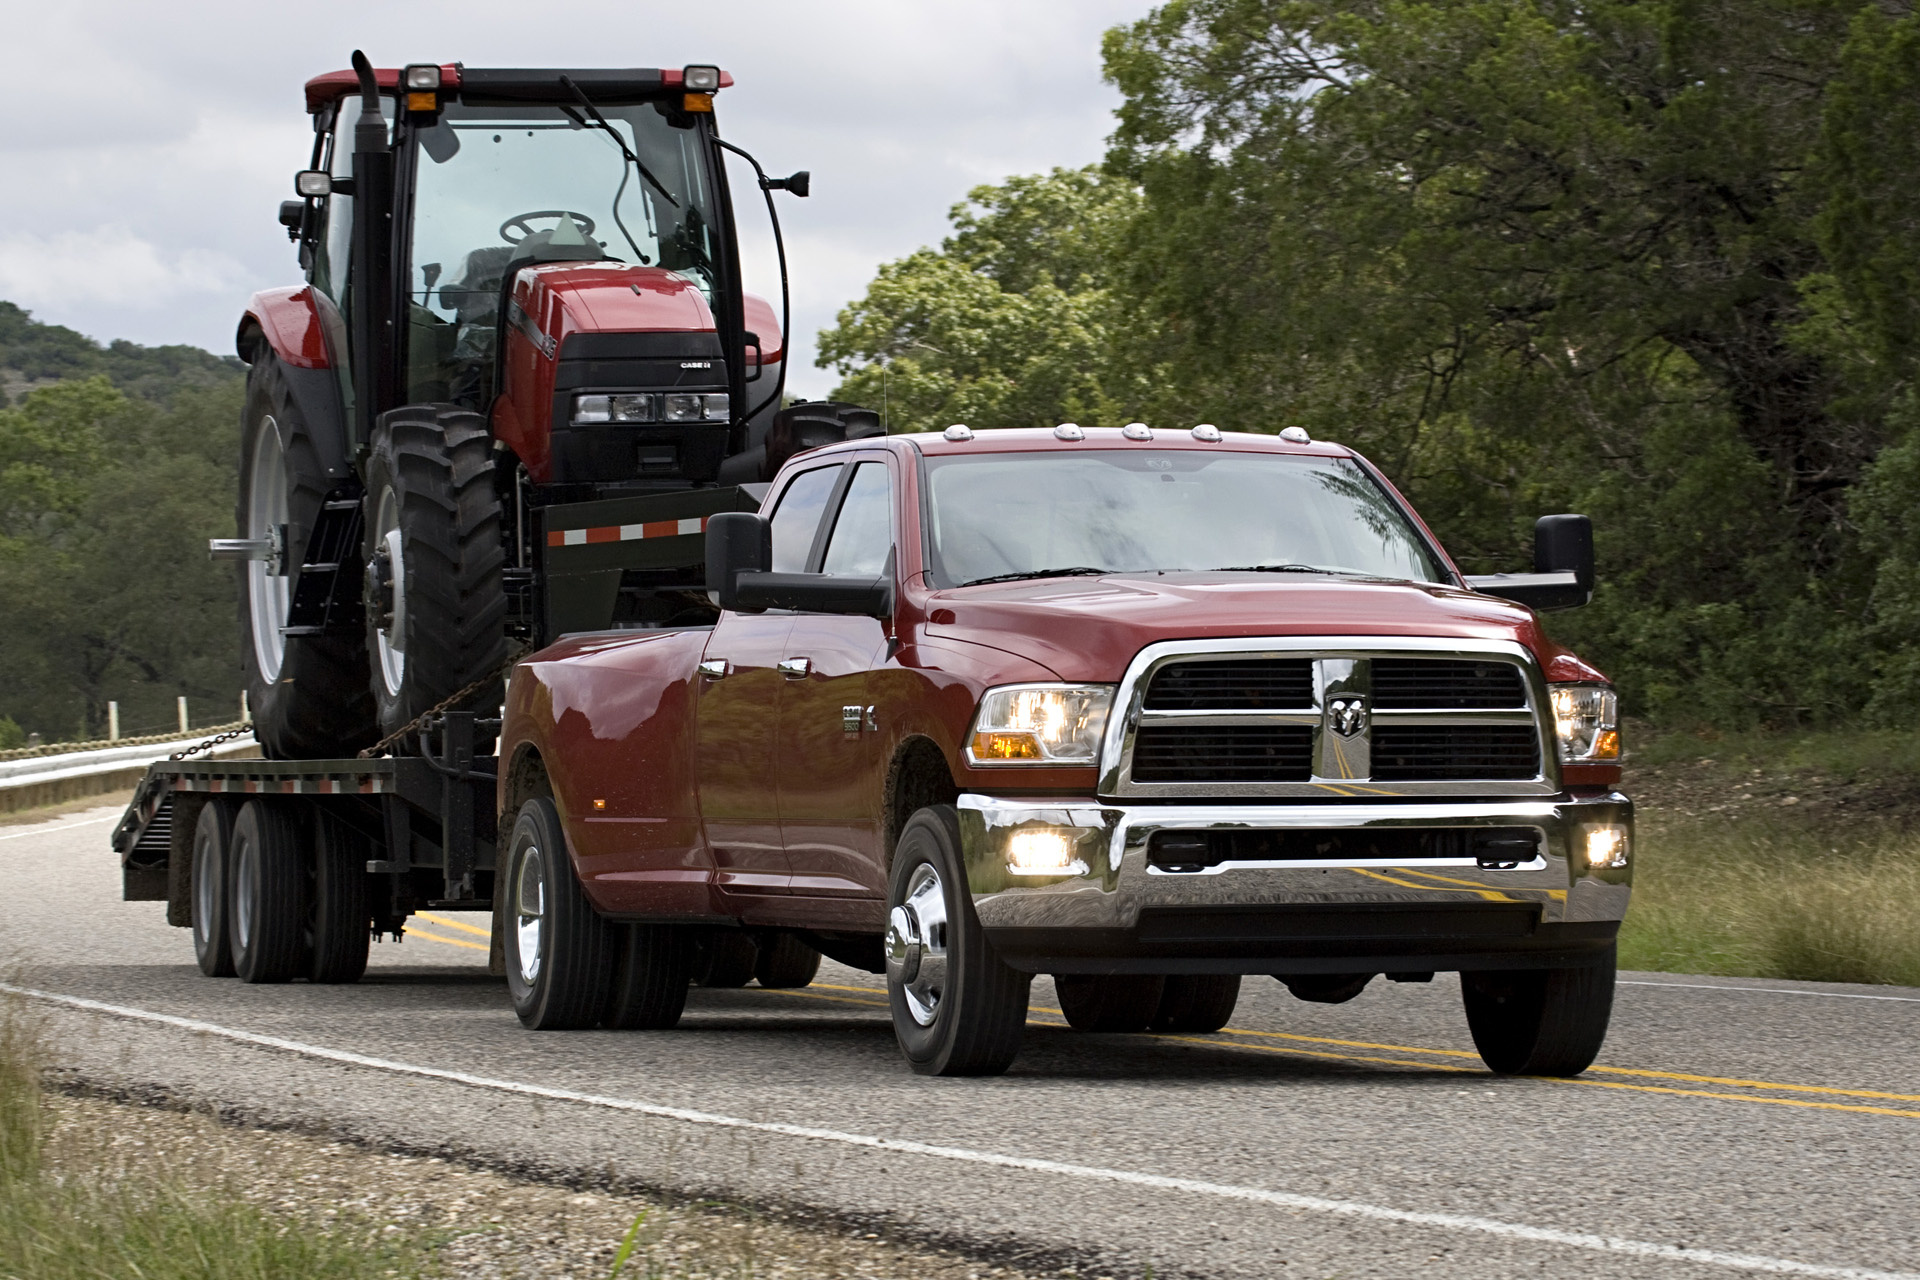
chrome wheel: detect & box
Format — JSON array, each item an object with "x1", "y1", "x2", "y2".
[
  {"x1": 515, "y1": 843, "x2": 547, "y2": 985},
  {"x1": 369, "y1": 486, "x2": 407, "y2": 698},
  {"x1": 245, "y1": 415, "x2": 290, "y2": 681},
  {"x1": 886, "y1": 862, "x2": 950, "y2": 1027}
]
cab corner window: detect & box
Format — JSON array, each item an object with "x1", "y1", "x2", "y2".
[
  {"x1": 769, "y1": 464, "x2": 843, "y2": 572},
  {"x1": 821, "y1": 461, "x2": 894, "y2": 578}
]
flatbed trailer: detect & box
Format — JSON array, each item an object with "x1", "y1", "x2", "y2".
[{"x1": 113, "y1": 713, "x2": 500, "y2": 964}]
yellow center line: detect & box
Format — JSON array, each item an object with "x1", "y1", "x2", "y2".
[
  {"x1": 1545, "y1": 1076, "x2": 1920, "y2": 1120},
  {"x1": 1159, "y1": 1033, "x2": 1475, "y2": 1074},
  {"x1": 404, "y1": 926, "x2": 489, "y2": 953},
  {"x1": 1347, "y1": 866, "x2": 1516, "y2": 902},
  {"x1": 415, "y1": 911, "x2": 493, "y2": 939},
  {"x1": 1384, "y1": 866, "x2": 1568, "y2": 902}
]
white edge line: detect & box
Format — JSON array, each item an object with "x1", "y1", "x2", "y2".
[
  {"x1": 4, "y1": 983, "x2": 1915, "y2": 1280},
  {"x1": 1621, "y1": 980, "x2": 1920, "y2": 1004},
  {"x1": 0, "y1": 815, "x2": 118, "y2": 842}
]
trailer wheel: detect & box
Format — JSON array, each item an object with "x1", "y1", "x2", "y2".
[
  {"x1": 754, "y1": 933, "x2": 822, "y2": 989},
  {"x1": 309, "y1": 817, "x2": 370, "y2": 983},
  {"x1": 238, "y1": 354, "x2": 377, "y2": 759},
  {"x1": 228, "y1": 801, "x2": 309, "y2": 983},
  {"x1": 1055, "y1": 975, "x2": 1166, "y2": 1033},
  {"x1": 503, "y1": 796, "x2": 612, "y2": 1029},
  {"x1": 1461, "y1": 948, "x2": 1616, "y2": 1077},
  {"x1": 602, "y1": 926, "x2": 693, "y2": 1029},
  {"x1": 692, "y1": 931, "x2": 759, "y2": 988},
  {"x1": 1150, "y1": 975, "x2": 1241, "y2": 1034},
  {"x1": 363, "y1": 406, "x2": 507, "y2": 750},
  {"x1": 885, "y1": 806, "x2": 1030, "y2": 1076},
  {"x1": 191, "y1": 801, "x2": 236, "y2": 977}
]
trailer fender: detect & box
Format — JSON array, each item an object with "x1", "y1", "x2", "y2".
[{"x1": 237, "y1": 287, "x2": 354, "y2": 482}]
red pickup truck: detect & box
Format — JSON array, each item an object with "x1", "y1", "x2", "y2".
[{"x1": 495, "y1": 423, "x2": 1630, "y2": 1077}]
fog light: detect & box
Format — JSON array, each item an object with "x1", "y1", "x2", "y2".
[
  {"x1": 1007, "y1": 829, "x2": 1083, "y2": 876},
  {"x1": 1584, "y1": 825, "x2": 1629, "y2": 869}
]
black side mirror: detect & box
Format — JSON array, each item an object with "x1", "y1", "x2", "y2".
[
  {"x1": 1464, "y1": 513, "x2": 1594, "y2": 611},
  {"x1": 706, "y1": 511, "x2": 771, "y2": 610},
  {"x1": 763, "y1": 170, "x2": 810, "y2": 197}
]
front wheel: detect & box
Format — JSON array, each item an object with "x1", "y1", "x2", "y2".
[
  {"x1": 1461, "y1": 949, "x2": 1616, "y2": 1077},
  {"x1": 885, "y1": 807, "x2": 1030, "y2": 1076},
  {"x1": 503, "y1": 797, "x2": 613, "y2": 1029}
]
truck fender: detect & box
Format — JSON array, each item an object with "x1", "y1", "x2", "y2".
[{"x1": 237, "y1": 287, "x2": 354, "y2": 482}]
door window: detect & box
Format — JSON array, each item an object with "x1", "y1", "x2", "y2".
[
  {"x1": 821, "y1": 462, "x2": 894, "y2": 577},
  {"x1": 768, "y1": 464, "x2": 843, "y2": 572}
]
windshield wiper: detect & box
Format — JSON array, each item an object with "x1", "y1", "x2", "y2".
[
  {"x1": 1210, "y1": 564, "x2": 1352, "y2": 576},
  {"x1": 557, "y1": 79, "x2": 681, "y2": 209},
  {"x1": 960, "y1": 567, "x2": 1111, "y2": 587}
]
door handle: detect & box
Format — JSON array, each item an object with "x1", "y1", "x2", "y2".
[
  {"x1": 698, "y1": 658, "x2": 730, "y2": 680},
  {"x1": 778, "y1": 657, "x2": 812, "y2": 680}
]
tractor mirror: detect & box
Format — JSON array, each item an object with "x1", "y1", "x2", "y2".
[
  {"x1": 295, "y1": 170, "x2": 332, "y2": 199},
  {"x1": 706, "y1": 512, "x2": 771, "y2": 611}
]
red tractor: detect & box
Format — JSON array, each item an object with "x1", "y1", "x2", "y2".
[{"x1": 217, "y1": 53, "x2": 871, "y2": 758}]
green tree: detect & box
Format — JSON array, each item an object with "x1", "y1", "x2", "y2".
[{"x1": 818, "y1": 167, "x2": 1143, "y2": 432}]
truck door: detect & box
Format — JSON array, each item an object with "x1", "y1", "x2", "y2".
[
  {"x1": 693, "y1": 461, "x2": 843, "y2": 898},
  {"x1": 776, "y1": 457, "x2": 894, "y2": 911}
]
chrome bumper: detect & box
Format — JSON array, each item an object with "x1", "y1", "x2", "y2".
[{"x1": 956, "y1": 792, "x2": 1632, "y2": 975}]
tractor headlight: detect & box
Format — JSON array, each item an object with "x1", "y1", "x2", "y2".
[
  {"x1": 683, "y1": 65, "x2": 722, "y2": 92},
  {"x1": 405, "y1": 64, "x2": 443, "y2": 91},
  {"x1": 967, "y1": 684, "x2": 1113, "y2": 766},
  {"x1": 573, "y1": 394, "x2": 656, "y2": 424},
  {"x1": 703, "y1": 393, "x2": 731, "y2": 421},
  {"x1": 1550, "y1": 684, "x2": 1620, "y2": 763}
]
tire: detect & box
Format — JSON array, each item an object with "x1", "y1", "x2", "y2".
[
  {"x1": 693, "y1": 931, "x2": 759, "y2": 988},
  {"x1": 191, "y1": 801, "x2": 236, "y2": 978},
  {"x1": 1055, "y1": 975, "x2": 1166, "y2": 1033},
  {"x1": 228, "y1": 801, "x2": 309, "y2": 984},
  {"x1": 1150, "y1": 975, "x2": 1241, "y2": 1033},
  {"x1": 309, "y1": 816, "x2": 370, "y2": 983},
  {"x1": 362, "y1": 405, "x2": 507, "y2": 747},
  {"x1": 503, "y1": 797, "x2": 613, "y2": 1029},
  {"x1": 755, "y1": 933, "x2": 822, "y2": 989},
  {"x1": 237, "y1": 354, "x2": 376, "y2": 759},
  {"x1": 885, "y1": 806, "x2": 1030, "y2": 1076},
  {"x1": 603, "y1": 926, "x2": 693, "y2": 1029},
  {"x1": 1461, "y1": 948, "x2": 1617, "y2": 1077},
  {"x1": 1280, "y1": 973, "x2": 1374, "y2": 1004}
]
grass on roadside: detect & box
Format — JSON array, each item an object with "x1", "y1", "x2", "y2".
[{"x1": 0, "y1": 997, "x2": 431, "y2": 1280}]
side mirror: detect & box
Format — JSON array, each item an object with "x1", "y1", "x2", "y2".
[
  {"x1": 1464, "y1": 513, "x2": 1594, "y2": 611},
  {"x1": 278, "y1": 200, "x2": 305, "y2": 237},
  {"x1": 763, "y1": 170, "x2": 810, "y2": 198},
  {"x1": 706, "y1": 511, "x2": 770, "y2": 611},
  {"x1": 294, "y1": 170, "x2": 332, "y2": 198}
]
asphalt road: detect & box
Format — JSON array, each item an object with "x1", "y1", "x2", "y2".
[{"x1": 4, "y1": 804, "x2": 1918, "y2": 1280}]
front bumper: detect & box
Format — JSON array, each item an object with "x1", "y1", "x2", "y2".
[{"x1": 958, "y1": 792, "x2": 1632, "y2": 976}]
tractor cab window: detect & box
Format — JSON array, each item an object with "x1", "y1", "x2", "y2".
[{"x1": 405, "y1": 101, "x2": 721, "y2": 407}]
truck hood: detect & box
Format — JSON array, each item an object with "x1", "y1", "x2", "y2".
[{"x1": 921, "y1": 572, "x2": 1605, "y2": 684}]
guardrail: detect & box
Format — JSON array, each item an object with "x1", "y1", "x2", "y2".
[{"x1": 0, "y1": 730, "x2": 261, "y2": 816}]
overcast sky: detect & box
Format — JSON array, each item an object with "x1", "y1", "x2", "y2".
[{"x1": 0, "y1": 0, "x2": 1151, "y2": 399}]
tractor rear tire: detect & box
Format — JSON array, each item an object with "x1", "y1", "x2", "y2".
[
  {"x1": 363, "y1": 405, "x2": 507, "y2": 750},
  {"x1": 237, "y1": 354, "x2": 376, "y2": 759}
]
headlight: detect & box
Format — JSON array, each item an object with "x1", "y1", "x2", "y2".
[
  {"x1": 967, "y1": 684, "x2": 1113, "y2": 766},
  {"x1": 1550, "y1": 683, "x2": 1619, "y2": 763},
  {"x1": 572, "y1": 393, "x2": 657, "y2": 424}
]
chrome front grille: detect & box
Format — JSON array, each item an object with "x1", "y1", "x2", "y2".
[{"x1": 1100, "y1": 637, "x2": 1556, "y2": 799}]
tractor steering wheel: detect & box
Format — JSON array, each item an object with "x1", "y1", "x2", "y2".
[{"x1": 499, "y1": 210, "x2": 599, "y2": 245}]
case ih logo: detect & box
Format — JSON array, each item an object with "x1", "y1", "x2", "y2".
[{"x1": 1327, "y1": 696, "x2": 1368, "y2": 737}]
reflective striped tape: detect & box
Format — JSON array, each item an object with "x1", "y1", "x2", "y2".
[
  {"x1": 169, "y1": 775, "x2": 388, "y2": 795},
  {"x1": 548, "y1": 516, "x2": 710, "y2": 548}
]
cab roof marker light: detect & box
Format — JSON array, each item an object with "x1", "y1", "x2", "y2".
[
  {"x1": 1280, "y1": 426, "x2": 1312, "y2": 444},
  {"x1": 1191, "y1": 423, "x2": 1223, "y2": 442},
  {"x1": 943, "y1": 424, "x2": 974, "y2": 442},
  {"x1": 1122, "y1": 422, "x2": 1153, "y2": 440},
  {"x1": 1053, "y1": 423, "x2": 1084, "y2": 441}
]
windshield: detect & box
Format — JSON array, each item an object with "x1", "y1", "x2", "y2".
[
  {"x1": 405, "y1": 101, "x2": 720, "y2": 405},
  {"x1": 923, "y1": 450, "x2": 1446, "y2": 588}
]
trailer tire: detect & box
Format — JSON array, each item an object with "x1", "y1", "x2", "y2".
[
  {"x1": 238, "y1": 355, "x2": 377, "y2": 759},
  {"x1": 229, "y1": 800, "x2": 309, "y2": 984},
  {"x1": 886, "y1": 806, "x2": 1030, "y2": 1076},
  {"x1": 310, "y1": 816, "x2": 370, "y2": 983},
  {"x1": 754, "y1": 933, "x2": 822, "y2": 989},
  {"x1": 602, "y1": 926, "x2": 693, "y2": 1029},
  {"x1": 1150, "y1": 974, "x2": 1241, "y2": 1034},
  {"x1": 363, "y1": 406, "x2": 507, "y2": 751},
  {"x1": 1055, "y1": 975, "x2": 1166, "y2": 1033},
  {"x1": 191, "y1": 801, "x2": 236, "y2": 978},
  {"x1": 503, "y1": 797, "x2": 612, "y2": 1029},
  {"x1": 1461, "y1": 948, "x2": 1616, "y2": 1077}
]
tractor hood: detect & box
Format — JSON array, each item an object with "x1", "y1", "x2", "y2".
[{"x1": 920, "y1": 572, "x2": 1607, "y2": 685}]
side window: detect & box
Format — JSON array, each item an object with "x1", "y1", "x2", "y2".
[
  {"x1": 821, "y1": 462, "x2": 894, "y2": 577},
  {"x1": 768, "y1": 464, "x2": 843, "y2": 572}
]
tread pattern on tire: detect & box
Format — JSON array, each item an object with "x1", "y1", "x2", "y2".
[
  {"x1": 603, "y1": 926, "x2": 693, "y2": 1029},
  {"x1": 310, "y1": 815, "x2": 371, "y2": 983},
  {"x1": 191, "y1": 801, "x2": 236, "y2": 978},
  {"x1": 230, "y1": 800, "x2": 309, "y2": 984},
  {"x1": 238, "y1": 355, "x2": 376, "y2": 759},
  {"x1": 506, "y1": 797, "x2": 613, "y2": 1029},
  {"x1": 365, "y1": 405, "x2": 508, "y2": 740}
]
